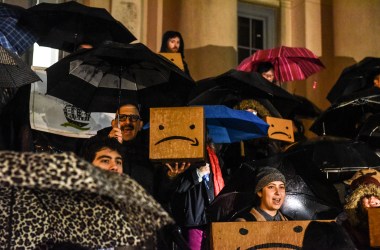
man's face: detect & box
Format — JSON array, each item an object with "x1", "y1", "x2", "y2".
[
  {"x1": 92, "y1": 148, "x2": 123, "y2": 174},
  {"x1": 257, "y1": 181, "x2": 286, "y2": 216},
  {"x1": 166, "y1": 37, "x2": 180, "y2": 53},
  {"x1": 113, "y1": 105, "x2": 143, "y2": 142}
]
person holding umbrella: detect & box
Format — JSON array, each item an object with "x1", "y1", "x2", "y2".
[
  {"x1": 235, "y1": 167, "x2": 288, "y2": 221},
  {"x1": 256, "y1": 61, "x2": 277, "y2": 85},
  {"x1": 89, "y1": 103, "x2": 157, "y2": 194}
]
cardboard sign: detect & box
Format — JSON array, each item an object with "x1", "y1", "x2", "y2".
[
  {"x1": 210, "y1": 221, "x2": 333, "y2": 249},
  {"x1": 149, "y1": 106, "x2": 205, "y2": 162},
  {"x1": 265, "y1": 116, "x2": 294, "y2": 142},
  {"x1": 158, "y1": 52, "x2": 185, "y2": 71},
  {"x1": 368, "y1": 208, "x2": 380, "y2": 247}
]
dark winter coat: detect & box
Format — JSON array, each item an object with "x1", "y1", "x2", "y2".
[{"x1": 170, "y1": 164, "x2": 215, "y2": 227}]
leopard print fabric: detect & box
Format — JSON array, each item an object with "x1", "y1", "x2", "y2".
[{"x1": 0, "y1": 151, "x2": 174, "y2": 249}]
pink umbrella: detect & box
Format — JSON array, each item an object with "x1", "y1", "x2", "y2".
[{"x1": 237, "y1": 46, "x2": 325, "y2": 83}]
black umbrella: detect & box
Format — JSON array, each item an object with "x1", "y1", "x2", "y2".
[
  {"x1": 20, "y1": 1, "x2": 136, "y2": 52},
  {"x1": 327, "y1": 57, "x2": 380, "y2": 103},
  {"x1": 0, "y1": 151, "x2": 174, "y2": 249},
  {"x1": 290, "y1": 94, "x2": 321, "y2": 119},
  {"x1": 357, "y1": 113, "x2": 380, "y2": 149},
  {"x1": 284, "y1": 135, "x2": 380, "y2": 183},
  {"x1": 187, "y1": 69, "x2": 300, "y2": 118},
  {"x1": 46, "y1": 41, "x2": 194, "y2": 113},
  {"x1": 0, "y1": 45, "x2": 41, "y2": 87},
  {"x1": 310, "y1": 88, "x2": 380, "y2": 138}
]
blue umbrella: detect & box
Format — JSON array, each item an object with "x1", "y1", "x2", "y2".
[
  {"x1": 144, "y1": 105, "x2": 269, "y2": 143},
  {"x1": 0, "y1": 3, "x2": 38, "y2": 55}
]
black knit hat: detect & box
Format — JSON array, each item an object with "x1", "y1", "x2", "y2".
[{"x1": 254, "y1": 167, "x2": 286, "y2": 194}]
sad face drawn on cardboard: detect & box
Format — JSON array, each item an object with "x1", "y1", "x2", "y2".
[
  {"x1": 149, "y1": 107, "x2": 206, "y2": 162},
  {"x1": 265, "y1": 117, "x2": 294, "y2": 143}
]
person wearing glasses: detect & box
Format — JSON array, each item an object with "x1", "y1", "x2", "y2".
[
  {"x1": 89, "y1": 103, "x2": 158, "y2": 196},
  {"x1": 107, "y1": 103, "x2": 143, "y2": 143}
]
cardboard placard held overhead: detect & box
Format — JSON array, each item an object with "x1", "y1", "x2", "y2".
[
  {"x1": 265, "y1": 116, "x2": 294, "y2": 142},
  {"x1": 149, "y1": 106, "x2": 205, "y2": 162}
]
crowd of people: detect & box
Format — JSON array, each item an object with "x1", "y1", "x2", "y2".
[{"x1": 1, "y1": 27, "x2": 380, "y2": 250}]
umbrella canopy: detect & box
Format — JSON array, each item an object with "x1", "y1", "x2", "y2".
[
  {"x1": 46, "y1": 41, "x2": 194, "y2": 113},
  {"x1": 144, "y1": 105, "x2": 269, "y2": 144},
  {"x1": 0, "y1": 151, "x2": 173, "y2": 249},
  {"x1": 291, "y1": 95, "x2": 321, "y2": 119},
  {"x1": 284, "y1": 136, "x2": 380, "y2": 183},
  {"x1": 237, "y1": 46, "x2": 325, "y2": 83},
  {"x1": 0, "y1": 3, "x2": 37, "y2": 55},
  {"x1": 187, "y1": 69, "x2": 300, "y2": 118},
  {"x1": 20, "y1": 1, "x2": 136, "y2": 52},
  {"x1": 327, "y1": 57, "x2": 380, "y2": 103},
  {"x1": 203, "y1": 105, "x2": 269, "y2": 143},
  {"x1": 0, "y1": 45, "x2": 41, "y2": 88},
  {"x1": 310, "y1": 88, "x2": 380, "y2": 138},
  {"x1": 356, "y1": 113, "x2": 380, "y2": 149}
]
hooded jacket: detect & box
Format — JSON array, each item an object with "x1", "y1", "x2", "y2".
[{"x1": 343, "y1": 181, "x2": 380, "y2": 250}]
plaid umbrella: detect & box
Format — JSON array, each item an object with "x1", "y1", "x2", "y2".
[
  {"x1": 20, "y1": 1, "x2": 136, "y2": 52},
  {"x1": 237, "y1": 46, "x2": 325, "y2": 83},
  {"x1": 0, "y1": 3, "x2": 37, "y2": 55},
  {"x1": 0, "y1": 151, "x2": 174, "y2": 249},
  {"x1": 0, "y1": 45, "x2": 40, "y2": 87}
]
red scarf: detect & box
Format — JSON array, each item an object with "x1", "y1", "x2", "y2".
[{"x1": 207, "y1": 146, "x2": 225, "y2": 196}]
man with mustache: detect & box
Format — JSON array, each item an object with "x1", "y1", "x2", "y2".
[{"x1": 91, "y1": 103, "x2": 158, "y2": 197}]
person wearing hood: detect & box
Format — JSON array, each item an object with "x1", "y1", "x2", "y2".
[
  {"x1": 159, "y1": 30, "x2": 191, "y2": 77},
  {"x1": 338, "y1": 169, "x2": 380, "y2": 250},
  {"x1": 235, "y1": 167, "x2": 287, "y2": 221}
]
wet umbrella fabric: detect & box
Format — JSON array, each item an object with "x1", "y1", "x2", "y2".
[
  {"x1": 237, "y1": 46, "x2": 325, "y2": 83},
  {"x1": 0, "y1": 45, "x2": 41, "y2": 87},
  {"x1": 0, "y1": 151, "x2": 174, "y2": 249},
  {"x1": 46, "y1": 42, "x2": 194, "y2": 112},
  {"x1": 291, "y1": 95, "x2": 321, "y2": 119},
  {"x1": 327, "y1": 57, "x2": 380, "y2": 103},
  {"x1": 283, "y1": 136, "x2": 380, "y2": 183},
  {"x1": 20, "y1": 1, "x2": 136, "y2": 52},
  {"x1": 310, "y1": 88, "x2": 380, "y2": 138},
  {"x1": 0, "y1": 3, "x2": 38, "y2": 55},
  {"x1": 187, "y1": 69, "x2": 300, "y2": 118},
  {"x1": 203, "y1": 105, "x2": 269, "y2": 143},
  {"x1": 357, "y1": 113, "x2": 380, "y2": 148}
]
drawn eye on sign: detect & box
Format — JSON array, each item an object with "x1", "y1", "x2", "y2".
[
  {"x1": 265, "y1": 116, "x2": 294, "y2": 143},
  {"x1": 149, "y1": 106, "x2": 205, "y2": 162}
]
